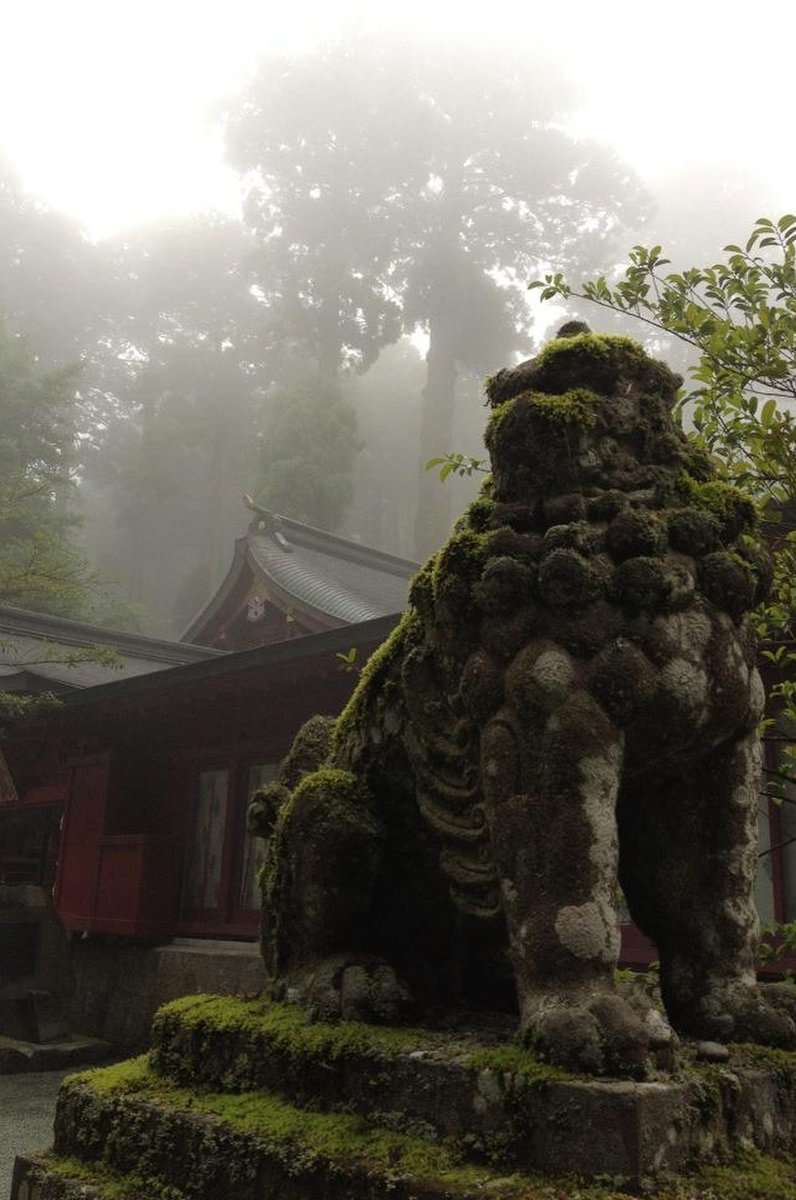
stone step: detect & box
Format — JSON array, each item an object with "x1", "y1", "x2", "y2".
[
  {"x1": 0, "y1": 1031, "x2": 112, "y2": 1074},
  {"x1": 45, "y1": 1060, "x2": 538, "y2": 1200},
  {"x1": 148, "y1": 993, "x2": 796, "y2": 1183},
  {"x1": 18, "y1": 1032, "x2": 796, "y2": 1200},
  {"x1": 15, "y1": 1068, "x2": 796, "y2": 1200},
  {"x1": 11, "y1": 1156, "x2": 111, "y2": 1200},
  {"x1": 0, "y1": 989, "x2": 71, "y2": 1043}
]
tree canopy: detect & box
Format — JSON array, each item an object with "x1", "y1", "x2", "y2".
[
  {"x1": 224, "y1": 35, "x2": 646, "y2": 554},
  {"x1": 255, "y1": 373, "x2": 361, "y2": 530},
  {"x1": 0, "y1": 319, "x2": 95, "y2": 615}
]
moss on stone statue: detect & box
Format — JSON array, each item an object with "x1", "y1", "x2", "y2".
[
  {"x1": 331, "y1": 609, "x2": 421, "y2": 760},
  {"x1": 473, "y1": 556, "x2": 538, "y2": 614},
  {"x1": 251, "y1": 324, "x2": 783, "y2": 1086},
  {"x1": 277, "y1": 714, "x2": 335, "y2": 790},
  {"x1": 610, "y1": 555, "x2": 667, "y2": 611},
  {"x1": 431, "y1": 528, "x2": 492, "y2": 595},
  {"x1": 537, "y1": 547, "x2": 600, "y2": 609},
  {"x1": 680, "y1": 475, "x2": 759, "y2": 540},
  {"x1": 289, "y1": 768, "x2": 373, "y2": 827},
  {"x1": 486, "y1": 387, "x2": 601, "y2": 448},
  {"x1": 605, "y1": 509, "x2": 666, "y2": 562},
  {"x1": 529, "y1": 332, "x2": 679, "y2": 399},
  {"x1": 699, "y1": 550, "x2": 757, "y2": 619},
  {"x1": 464, "y1": 494, "x2": 495, "y2": 532}
]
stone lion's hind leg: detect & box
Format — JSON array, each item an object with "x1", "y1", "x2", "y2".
[
  {"x1": 619, "y1": 732, "x2": 796, "y2": 1048},
  {"x1": 265, "y1": 766, "x2": 413, "y2": 1023},
  {"x1": 482, "y1": 690, "x2": 673, "y2": 1076}
]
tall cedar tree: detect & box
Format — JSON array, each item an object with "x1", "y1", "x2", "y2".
[
  {"x1": 224, "y1": 36, "x2": 646, "y2": 555},
  {"x1": 0, "y1": 319, "x2": 93, "y2": 614}
]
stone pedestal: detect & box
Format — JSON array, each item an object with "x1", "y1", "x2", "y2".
[
  {"x1": 10, "y1": 993, "x2": 796, "y2": 1199},
  {"x1": 0, "y1": 886, "x2": 72, "y2": 1045}
]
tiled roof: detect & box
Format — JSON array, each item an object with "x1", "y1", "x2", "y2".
[
  {"x1": 183, "y1": 509, "x2": 418, "y2": 643},
  {"x1": 246, "y1": 531, "x2": 413, "y2": 623},
  {"x1": 0, "y1": 604, "x2": 223, "y2": 692}
]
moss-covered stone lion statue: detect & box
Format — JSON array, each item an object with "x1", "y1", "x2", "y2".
[{"x1": 249, "y1": 326, "x2": 795, "y2": 1077}]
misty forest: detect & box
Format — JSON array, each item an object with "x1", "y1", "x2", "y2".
[{"x1": 0, "y1": 34, "x2": 780, "y2": 639}]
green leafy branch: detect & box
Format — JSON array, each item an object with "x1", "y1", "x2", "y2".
[
  {"x1": 425, "y1": 453, "x2": 487, "y2": 482},
  {"x1": 530, "y1": 216, "x2": 796, "y2": 505},
  {"x1": 335, "y1": 647, "x2": 361, "y2": 676}
]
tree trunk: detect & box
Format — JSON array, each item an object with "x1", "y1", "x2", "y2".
[{"x1": 413, "y1": 312, "x2": 457, "y2": 560}]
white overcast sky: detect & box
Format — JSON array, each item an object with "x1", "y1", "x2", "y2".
[{"x1": 1, "y1": 0, "x2": 794, "y2": 240}]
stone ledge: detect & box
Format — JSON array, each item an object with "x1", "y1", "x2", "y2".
[
  {"x1": 0, "y1": 1034, "x2": 111, "y2": 1075},
  {"x1": 11, "y1": 1157, "x2": 108, "y2": 1200},
  {"x1": 16, "y1": 1091, "x2": 796, "y2": 1200},
  {"x1": 148, "y1": 994, "x2": 796, "y2": 1182},
  {"x1": 11, "y1": 1154, "x2": 796, "y2": 1200},
  {"x1": 69, "y1": 939, "x2": 266, "y2": 1049},
  {"x1": 51, "y1": 1071, "x2": 537, "y2": 1200}
]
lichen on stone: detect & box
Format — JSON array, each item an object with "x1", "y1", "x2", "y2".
[{"x1": 252, "y1": 325, "x2": 783, "y2": 1087}]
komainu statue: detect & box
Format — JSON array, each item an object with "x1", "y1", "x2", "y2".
[{"x1": 250, "y1": 328, "x2": 796, "y2": 1077}]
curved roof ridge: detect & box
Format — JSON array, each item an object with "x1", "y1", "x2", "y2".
[{"x1": 247, "y1": 535, "x2": 388, "y2": 623}]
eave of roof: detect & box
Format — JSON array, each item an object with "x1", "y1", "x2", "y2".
[
  {"x1": 54, "y1": 613, "x2": 400, "y2": 713},
  {"x1": 0, "y1": 603, "x2": 223, "y2": 666}
]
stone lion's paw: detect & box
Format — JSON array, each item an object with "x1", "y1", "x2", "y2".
[
  {"x1": 339, "y1": 961, "x2": 415, "y2": 1024},
  {"x1": 727, "y1": 989, "x2": 796, "y2": 1048},
  {"x1": 526, "y1": 992, "x2": 672, "y2": 1078},
  {"x1": 681, "y1": 984, "x2": 796, "y2": 1048},
  {"x1": 298, "y1": 956, "x2": 415, "y2": 1025}
]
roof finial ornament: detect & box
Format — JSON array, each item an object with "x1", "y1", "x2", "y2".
[{"x1": 244, "y1": 493, "x2": 277, "y2": 532}]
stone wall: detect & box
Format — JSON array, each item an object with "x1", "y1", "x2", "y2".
[{"x1": 68, "y1": 938, "x2": 265, "y2": 1049}]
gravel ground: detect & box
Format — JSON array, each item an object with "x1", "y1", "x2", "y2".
[{"x1": 0, "y1": 1069, "x2": 69, "y2": 1198}]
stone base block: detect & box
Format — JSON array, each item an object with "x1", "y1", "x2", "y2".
[
  {"x1": 0, "y1": 1032, "x2": 111, "y2": 1074},
  {"x1": 11, "y1": 994, "x2": 796, "y2": 1199},
  {"x1": 149, "y1": 994, "x2": 796, "y2": 1183},
  {"x1": 69, "y1": 938, "x2": 265, "y2": 1049},
  {"x1": 0, "y1": 990, "x2": 71, "y2": 1044}
]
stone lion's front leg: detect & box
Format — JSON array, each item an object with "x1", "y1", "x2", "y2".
[
  {"x1": 621, "y1": 730, "x2": 796, "y2": 1049},
  {"x1": 481, "y1": 684, "x2": 673, "y2": 1076},
  {"x1": 264, "y1": 767, "x2": 413, "y2": 1023}
]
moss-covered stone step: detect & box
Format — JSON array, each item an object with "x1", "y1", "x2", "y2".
[
  {"x1": 14, "y1": 1144, "x2": 796, "y2": 1200},
  {"x1": 46, "y1": 1057, "x2": 559, "y2": 1200},
  {"x1": 148, "y1": 994, "x2": 796, "y2": 1183},
  {"x1": 150, "y1": 995, "x2": 574, "y2": 1146},
  {"x1": 12, "y1": 1156, "x2": 127, "y2": 1200}
]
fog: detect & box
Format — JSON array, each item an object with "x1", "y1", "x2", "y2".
[{"x1": 0, "y1": 3, "x2": 792, "y2": 635}]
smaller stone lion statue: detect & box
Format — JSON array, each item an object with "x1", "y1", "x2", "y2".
[{"x1": 249, "y1": 327, "x2": 794, "y2": 1077}]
